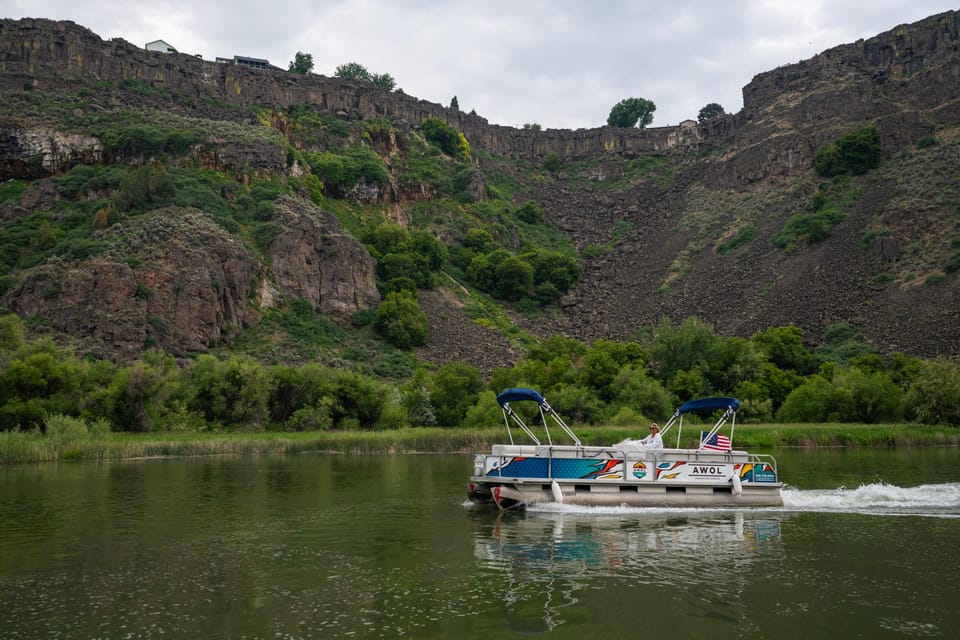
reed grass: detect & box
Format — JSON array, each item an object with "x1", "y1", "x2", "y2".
[{"x1": 1, "y1": 424, "x2": 957, "y2": 465}]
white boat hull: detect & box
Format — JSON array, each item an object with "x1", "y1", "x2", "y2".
[
  {"x1": 481, "y1": 480, "x2": 783, "y2": 509},
  {"x1": 468, "y1": 445, "x2": 783, "y2": 510}
]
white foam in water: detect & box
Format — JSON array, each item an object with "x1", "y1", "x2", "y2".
[{"x1": 781, "y1": 482, "x2": 960, "y2": 517}]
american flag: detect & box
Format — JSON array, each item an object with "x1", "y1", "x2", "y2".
[{"x1": 700, "y1": 431, "x2": 731, "y2": 451}]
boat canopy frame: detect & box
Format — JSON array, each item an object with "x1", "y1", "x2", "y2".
[
  {"x1": 658, "y1": 397, "x2": 741, "y2": 449},
  {"x1": 496, "y1": 388, "x2": 582, "y2": 447}
]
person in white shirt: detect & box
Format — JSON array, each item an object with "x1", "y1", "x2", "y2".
[{"x1": 639, "y1": 423, "x2": 663, "y2": 449}]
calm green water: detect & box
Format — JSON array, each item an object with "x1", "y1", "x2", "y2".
[{"x1": 2, "y1": 448, "x2": 959, "y2": 639}]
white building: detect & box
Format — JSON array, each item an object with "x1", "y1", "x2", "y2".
[{"x1": 145, "y1": 40, "x2": 177, "y2": 54}]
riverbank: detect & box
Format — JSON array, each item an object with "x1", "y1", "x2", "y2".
[{"x1": 1, "y1": 423, "x2": 958, "y2": 464}]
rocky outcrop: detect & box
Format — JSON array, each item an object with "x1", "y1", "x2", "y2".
[
  {"x1": 2, "y1": 12, "x2": 956, "y2": 174},
  {"x1": 0, "y1": 17, "x2": 700, "y2": 162},
  {"x1": 2, "y1": 196, "x2": 382, "y2": 360},
  {"x1": 4, "y1": 208, "x2": 262, "y2": 360},
  {"x1": 268, "y1": 195, "x2": 380, "y2": 314},
  {"x1": 706, "y1": 11, "x2": 960, "y2": 188},
  {"x1": 0, "y1": 121, "x2": 102, "y2": 179}
]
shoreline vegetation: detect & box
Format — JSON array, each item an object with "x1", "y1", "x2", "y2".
[{"x1": 2, "y1": 423, "x2": 959, "y2": 465}]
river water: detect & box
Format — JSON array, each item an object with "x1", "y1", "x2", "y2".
[{"x1": 1, "y1": 448, "x2": 959, "y2": 639}]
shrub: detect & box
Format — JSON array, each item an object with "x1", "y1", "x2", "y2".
[
  {"x1": 112, "y1": 165, "x2": 175, "y2": 213},
  {"x1": 944, "y1": 251, "x2": 960, "y2": 274},
  {"x1": 305, "y1": 147, "x2": 389, "y2": 191},
  {"x1": 374, "y1": 292, "x2": 428, "y2": 349},
  {"x1": 266, "y1": 364, "x2": 339, "y2": 428},
  {"x1": 378, "y1": 253, "x2": 432, "y2": 288},
  {"x1": 43, "y1": 413, "x2": 91, "y2": 446},
  {"x1": 0, "y1": 179, "x2": 25, "y2": 205},
  {"x1": 492, "y1": 255, "x2": 534, "y2": 300},
  {"x1": 420, "y1": 118, "x2": 471, "y2": 159},
  {"x1": 543, "y1": 152, "x2": 561, "y2": 171},
  {"x1": 524, "y1": 249, "x2": 580, "y2": 293},
  {"x1": 814, "y1": 126, "x2": 881, "y2": 177},
  {"x1": 515, "y1": 200, "x2": 544, "y2": 223},
  {"x1": 717, "y1": 224, "x2": 758, "y2": 254},
  {"x1": 773, "y1": 202, "x2": 846, "y2": 249},
  {"x1": 380, "y1": 276, "x2": 418, "y2": 298}
]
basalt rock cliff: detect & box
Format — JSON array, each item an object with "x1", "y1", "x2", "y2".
[{"x1": 0, "y1": 12, "x2": 958, "y2": 365}]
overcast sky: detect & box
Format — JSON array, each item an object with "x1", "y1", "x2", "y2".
[{"x1": 6, "y1": 1, "x2": 958, "y2": 128}]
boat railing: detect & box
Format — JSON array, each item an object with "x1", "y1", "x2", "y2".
[{"x1": 482, "y1": 446, "x2": 779, "y2": 483}]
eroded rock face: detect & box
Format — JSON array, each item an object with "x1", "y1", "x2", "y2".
[
  {"x1": 268, "y1": 195, "x2": 380, "y2": 315},
  {"x1": 0, "y1": 122, "x2": 101, "y2": 179},
  {"x1": 5, "y1": 208, "x2": 262, "y2": 359}
]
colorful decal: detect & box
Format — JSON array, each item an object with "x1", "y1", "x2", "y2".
[
  {"x1": 738, "y1": 462, "x2": 777, "y2": 483},
  {"x1": 490, "y1": 456, "x2": 623, "y2": 480},
  {"x1": 656, "y1": 460, "x2": 686, "y2": 480},
  {"x1": 632, "y1": 461, "x2": 647, "y2": 479},
  {"x1": 573, "y1": 459, "x2": 623, "y2": 480}
]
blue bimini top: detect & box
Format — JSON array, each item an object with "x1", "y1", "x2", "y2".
[
  {"x1": 496, "y1": 388, "x2": 545, "y2": 408},
  {"x1": 677, "y1": 397, "x2": 741, "y2": 414}
]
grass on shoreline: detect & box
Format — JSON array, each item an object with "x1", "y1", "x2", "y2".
[{"x1": 1, "y1": 423, "x2": 958, "y2": 465}]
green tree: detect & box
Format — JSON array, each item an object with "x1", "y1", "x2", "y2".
[
  {"x1": 374, "y1": 292, "x2": 428, "y2": 349},
  {"x1": 335, "y1": 62, "x2": 372, "y2": 81},
  {"x1": 607, "y1": 97, "x2": 656, "y2": 128},
  {"x1": 524, "y1": 249, "x2": 580, "y2": 292},
  {"x1": 579, "y1": 339, "x2": 646, "y2": 400},
  {"x1": 492, "y1": 255, "x2": 534, "y2": 300},
  {"x1": 429, "y1": 363, "x2": 484, "y2": 427},
  {"x1": 907, "y1": 357, "x2": 960, "y2": 425},
  {"x1": 288, "y1": 51, "x2": 314, "y2": 74},
  {"x1": 751, "y1": 325, "x2": 817, "y2": 374},
  {"x1": 378, "y1": 252, "x2": 432, "y2": 288},
  {"x1": 106, "y1": 350, "x2": 180, "y2": 432},
  {"x1": 0, "y1": 313, "x2": 25, "y2": 353},
  {"x1": 400, "y1": 368, "x2": 437, "y2": 426},
  {"x1": 410, "y1": 231, "x2": 447, "y2": 271},
  {"x1": 0, "y1": 340, "x2": 81, "y2": 430},
  {"x1": 462, "y1": 228, "x2": 495, "y2": 253},
  {"x1": 450, "y1": 95, "x2": 459, "y2": 110},
  {"x1": 546, "y1": 384, "x2": 604, "y2": 424},
  {"x1": 611, "y1": 365, "x2": 674, "y2": 423},
  {"x1": 185, "y1": 355, "x2": 270, "y2": 429},
  {"x1": 334, "y1": 62, "x2": 396, "y2": 90},
  {"x1": 267, "y1": 363, "x2": 333, "y2": 426},
  {"x1": 697, "y1": 103, "x2": 725, "y2": 122},
  {"x1": 363, "y1": 222, "x2": 409, "y2": 259},
  {"x1": 461, "y1": 390, "x2": 504, "y2": 429},
  {"x1": 648, "y1": 317, "x2": 720, "y2": 386},
  {"x1": 371, "y1": 72, "x2": 396, "y2": 91}
]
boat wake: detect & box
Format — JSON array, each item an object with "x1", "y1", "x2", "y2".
[{"x1": 781, "y1": 482, "x2": 960, "y2": 517}]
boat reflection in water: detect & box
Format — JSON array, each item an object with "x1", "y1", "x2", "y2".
[{"x1": 470, "y1": 506, "x2": 783, "y2": 634}]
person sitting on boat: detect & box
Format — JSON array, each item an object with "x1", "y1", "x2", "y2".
[
  {"x1": 616, "y1": 423, "x2": 664, "y2": 449},
  {"x1": 639, "y1": 423, "x2": 664, "y2": 449}
]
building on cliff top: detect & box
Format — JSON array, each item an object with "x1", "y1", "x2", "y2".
[
  {"x1": 145, "y1": 39, "x2": 177, "y2": 54},
  {"x1": 215, "y1": 55, "x2": 281, "y2": 71}
]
